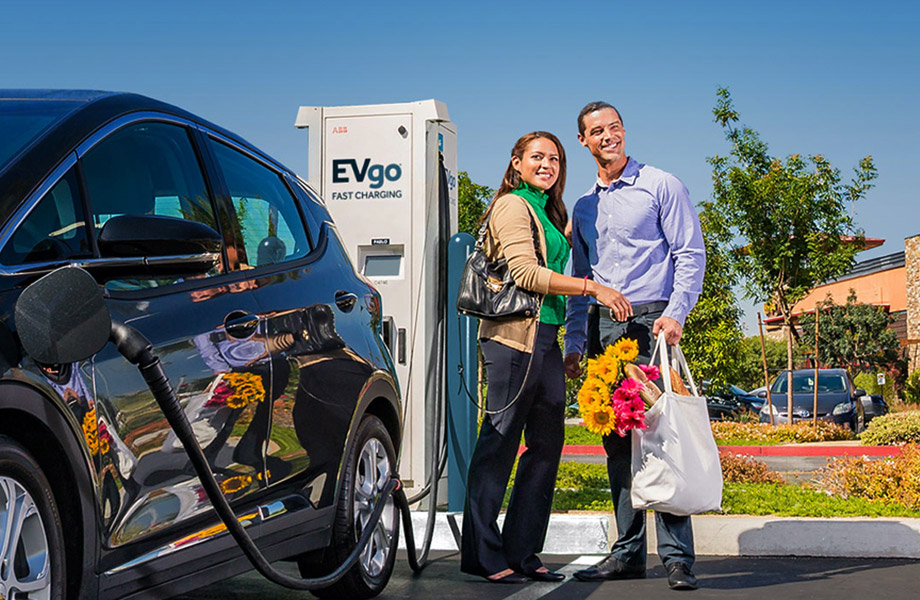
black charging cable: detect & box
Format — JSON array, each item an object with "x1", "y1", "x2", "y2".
[{"x1": 110, "y1": 321, "x2": 398, "y2": 591}]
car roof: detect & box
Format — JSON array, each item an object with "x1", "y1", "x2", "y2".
[
  {"x1": 0, "y1": 89, "x2": 282, "y2": 227},
  {"x1": 787, "y1": 368, "x2": 848, "y2": 376}
]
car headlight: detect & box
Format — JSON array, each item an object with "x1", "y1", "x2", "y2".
[
  {"x1": 832, "y1": 402, "x2": 853, "y2": 416},
  {"x1": 761, "y1": 404, "x2": 779, "y2": 415}
]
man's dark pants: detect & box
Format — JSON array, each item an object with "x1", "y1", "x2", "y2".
[{"x1": 588, "y1": 308, "x2": 695, "y2": 569}]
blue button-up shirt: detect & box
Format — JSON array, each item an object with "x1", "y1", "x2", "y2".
[{"x1": 564, "y1": 158, "x2": 706, "y2": 356}]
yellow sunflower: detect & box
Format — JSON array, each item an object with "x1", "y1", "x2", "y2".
[
  {"x1": 609, "y1": 338, "x2": 640, "y2": 362},
  {"x1": 82, "y1": 409, "x2": 99, "y2": 455},
  {"x1": 583, "y1": 404, "x2": 617, "y2": 436}
]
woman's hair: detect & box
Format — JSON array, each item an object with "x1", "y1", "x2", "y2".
[{"x1": 493, "y1": 131, "x2": 568, "y2": 235}]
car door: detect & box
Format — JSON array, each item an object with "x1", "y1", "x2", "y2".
[
  {"x1": 76, "y1": 118, "x2": 272, "y2": 566},
  {"x1": 204, "y1": 135, "x2": 378, "y2": 509}
]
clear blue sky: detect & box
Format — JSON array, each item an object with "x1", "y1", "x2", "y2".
[{"x1": 3, "y1": 0, "x2": 918, "y2": 332}]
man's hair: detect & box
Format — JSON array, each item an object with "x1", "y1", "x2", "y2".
[{"x1": 577, "y1": 101, "x2": 623, "y2": 135}]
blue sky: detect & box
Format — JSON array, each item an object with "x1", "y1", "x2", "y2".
[{"x1": 3, "y1": 0, "x2": 918, "y2": 331}]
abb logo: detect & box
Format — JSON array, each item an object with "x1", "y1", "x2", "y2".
[{"x1": 332, "y1": 126, "x2": 348, "y2": 134}]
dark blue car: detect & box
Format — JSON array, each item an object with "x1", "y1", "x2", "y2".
[{"x1": 757, "y1": 368, "x2": 878, "y2": 430}]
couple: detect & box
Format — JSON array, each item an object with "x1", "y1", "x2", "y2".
[{"x1": 460, "y1": 102, "x2": 706, "y2": 590}]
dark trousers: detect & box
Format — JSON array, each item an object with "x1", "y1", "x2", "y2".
[
  {"x1": 589, "y1": 309, "x2": 695, "y2": 568},
  {"x1": 461, "y1": 322, "x2": 565, "y2": 576}
]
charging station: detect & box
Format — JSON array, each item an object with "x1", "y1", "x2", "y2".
[{"x1": 295, "y1": 101, "x2": 457, "y2": 499}]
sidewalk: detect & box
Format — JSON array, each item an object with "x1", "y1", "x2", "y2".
[{"x1": 399, "y1": 512, "x2": 920, "y2": 559}]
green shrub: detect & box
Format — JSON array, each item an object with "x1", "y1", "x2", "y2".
[
  {"x1": 854, "y1": 371, "x2": 896, "y2": 401},
  {"x1": 711, "y1": 421, "x2": 855, "y2": 444},
  {"x1": 719, "y1": 452, "x2": 784, "y2": 484},
  {"x1": 813, "y1": 445, "x2": 920, "y2": 510},
  {"x1": 564, "y1": 425, "x2": 602, "y2": 445},
  {"x1": 555, "y1": 462, "x2": 608, "y2": 488},
  {"x1": 903, "y1": 372, "x2": 920, "y2": 405},
  {"x1": 722, "y1": 482, "x2": 920, "y2": 517},
  {"x1": 860, "y1": 411, "x2": 920, "y2": 445}
]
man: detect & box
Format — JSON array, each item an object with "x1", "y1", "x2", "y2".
[{"x1": 564, "y1": 101, "x2": 706, "y2": 591}]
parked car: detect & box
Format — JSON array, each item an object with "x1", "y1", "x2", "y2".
[
  {"x1": 757, "y1": 368, "x2": 876, "y2": 431},
  {"x1": 0, "y1": 90, "x2": 401, "y2": 599},
  {"x1": 702, "y1": 379, "x2": 764, "y2": 421}
]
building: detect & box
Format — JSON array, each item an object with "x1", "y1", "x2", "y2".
[{"x1": 763, "y1": 234, "x2": 920, "y2": 373}]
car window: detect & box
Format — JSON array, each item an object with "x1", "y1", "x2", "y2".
[
  {"x1": 0, "y1": 167, "x2": 92, "y2": 265},
  {"x1": 81, "y1": 122, "x2": 220, "y2": 290},
  {"x1": 82, "y1": 122, "x2": 217, "y2": 231},
  {"x1": 210, "y1": 140, "x2": 309, "y2": 268}
]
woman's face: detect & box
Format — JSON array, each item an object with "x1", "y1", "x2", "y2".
[{"x1": 512, "y1": 137, "x2": 560, "y2": 191}]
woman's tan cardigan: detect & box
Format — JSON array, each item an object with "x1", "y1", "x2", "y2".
[{"x1": 478, "y1": 193, "x2": 557, "y2": 353}]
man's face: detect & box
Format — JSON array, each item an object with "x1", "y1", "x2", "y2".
[{"x1": 578, "y1": 108, "x2": 626, "y2": 168}]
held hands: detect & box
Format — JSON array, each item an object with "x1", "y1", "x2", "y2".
[
  {"x1": 589, "y1": 281, "x2": 633, "y2": 321},
  {"x1": 653, "y1": 316, "x2": 683, "y2": 345},
  {"x1": 563, "y1": 353, "x2": 583, "y2": 379}
]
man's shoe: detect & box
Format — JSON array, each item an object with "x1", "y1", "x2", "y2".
[
  {"x1": 572, "y1": 555, "x2": 646, "y2": 581},
  {"x1": 666, "y1": 562, "x2": 698, "y2": 590}
]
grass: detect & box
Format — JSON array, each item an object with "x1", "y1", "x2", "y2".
[{"x1": 503, "y1": 460, "x2": 920, "y2": 517}]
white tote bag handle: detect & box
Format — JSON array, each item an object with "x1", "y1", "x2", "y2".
[{"x1": 650, "y1": 331, "x2": 700, "y2": 397}]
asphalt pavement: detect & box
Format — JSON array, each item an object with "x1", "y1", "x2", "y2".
[{"x1": 174, "y1": 551, "x2": 920, "y2": 600}]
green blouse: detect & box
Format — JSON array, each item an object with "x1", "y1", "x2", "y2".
[{"x1": 512, "y1": 182, "x2": 570, "y2": 325}]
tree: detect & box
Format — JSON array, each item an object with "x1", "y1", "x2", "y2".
[
  {"x1": 708, "y1": 87, "x2": 877, "y2": 417},
  {"x1": 798, "y1": 291, "x2": 903, "y2": 375},
  {"x1": 457, "y1": 171, "x2": 492, "y2": 237},
  {"x1": 682, "y1": 207, "x2": 744, "y2": 388}
]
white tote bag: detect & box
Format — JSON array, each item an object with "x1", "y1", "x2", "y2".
[{"x1": 630, "y1": 332, "x2": 723, "y2": 515}]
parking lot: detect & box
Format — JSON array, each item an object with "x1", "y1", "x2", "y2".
[{"x1": 175, "y1": 551, "x2": 920, "y2": 600}]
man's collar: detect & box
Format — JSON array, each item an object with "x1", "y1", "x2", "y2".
[{"x1": 595, "y1": 157, "x2": 640, "y2": 192}]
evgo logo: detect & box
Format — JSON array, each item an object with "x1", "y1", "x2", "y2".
[{"x1": 332, "y1": 158, "x2": 402, "y2": 189}]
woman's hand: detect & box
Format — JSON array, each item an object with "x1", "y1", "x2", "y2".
[{"x1": 589, "y1": 282, "x2": 633, "y2": 321}]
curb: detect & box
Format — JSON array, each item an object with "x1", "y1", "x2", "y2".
[
  {"x1": 548, "y1": 444, "x2": 903, "y2": 457},
  {"x1": 399, "y1": 512, "x2": 920, "y2": 559}
]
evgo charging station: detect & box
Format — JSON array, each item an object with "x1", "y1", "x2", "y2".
[{"x1": 295, "y1": 100, "x2": 459, "y2": 501}]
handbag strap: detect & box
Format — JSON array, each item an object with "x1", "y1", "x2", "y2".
[{"x1": 478, "y1": 196, "x2": 546, "y2": 267}]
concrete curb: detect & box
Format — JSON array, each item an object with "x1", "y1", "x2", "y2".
[{"x1": 398, "y1": 512, "x2": 920, "y2": 558}]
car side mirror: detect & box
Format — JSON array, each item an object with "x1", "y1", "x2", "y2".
[
  {"x1": 97, "y1": 214, "x2": 222, "y2": 276},
  {"x1": 757, "y1": 390, "x2": 768, "y2": 398},
  {"x1": 853, "y1": 389, "x2": 867, "y2": 398},
  {"x1": 15, "y1": 266, "x2": 111, "y2": 364}
]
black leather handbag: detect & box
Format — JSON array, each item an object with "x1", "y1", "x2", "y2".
[{"x1": 456, "y1": 207, "x2": 544, "y2": 320}]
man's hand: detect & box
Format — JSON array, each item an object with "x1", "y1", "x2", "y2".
[
  {"x1": 653, "y1": 316, "x2": 683, "y2": 345},
  {"x1": 564, "y1": 353, "x2": 583, "y2": 379}
]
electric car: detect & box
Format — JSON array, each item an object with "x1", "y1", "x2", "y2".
[
  {"x1": 758, "y1": 368, "x2": 866, "y2": 430},
  {"x1": 0, "y1": 90, "x2": 402, "y2": 599}
]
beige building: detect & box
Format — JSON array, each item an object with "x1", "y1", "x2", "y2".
[{"x1": 763, "y1": 234, "x2": 920, "y2": 373}]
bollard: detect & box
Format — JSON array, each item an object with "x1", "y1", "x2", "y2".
[{"x1": 446, "y1": 232, "x2": 478, "y2": 512}]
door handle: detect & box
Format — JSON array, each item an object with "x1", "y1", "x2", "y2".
[
  {"x1": 335, "y1": 291, "x2": 358, "y2": 313},
  {"x1": 224, "y1": 311, "x2": 260, "y2": 339}
]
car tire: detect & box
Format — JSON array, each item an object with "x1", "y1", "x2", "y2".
[
  {"x1": 0, "y1": 436, "x2": 66, "y2": 600},
  {"x1": 305, "y1": 415, "x2": 399, "y2": 599}
]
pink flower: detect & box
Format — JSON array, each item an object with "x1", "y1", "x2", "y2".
[
  {"x1": 639, "y1": 364, "x2": 660, "y2": 381},
  {"x1": 611, "y1": 394, "x2": 647, "y2": 437},
  {"x1": 613, "y1": 377, "x2": 643, "y2": 402}
]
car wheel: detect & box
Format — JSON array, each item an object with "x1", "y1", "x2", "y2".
[
  {"x1": 0, "y1": 436, "x2": 66, "y2": 600},
  {"x1": 306, "y1": 415, "x2": 399, "y2": 599}
]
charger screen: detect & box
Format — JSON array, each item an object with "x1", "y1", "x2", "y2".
[{"x1": 364, "y1": 255, "x2": 401, "y2": 277}]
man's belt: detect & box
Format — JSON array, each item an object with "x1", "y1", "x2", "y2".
[{"x1": 588, "y1": 300, "x2": 669, "y2": 323}]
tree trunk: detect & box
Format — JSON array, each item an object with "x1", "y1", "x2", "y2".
[{"x1": 786, "y1": 322, "x2": 794, "y2": 424}]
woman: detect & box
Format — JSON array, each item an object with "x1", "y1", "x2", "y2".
[{"x1": 460, "y1": 132, "x2": 631, "y2": 583}]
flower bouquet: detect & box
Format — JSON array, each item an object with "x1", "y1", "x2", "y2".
[
  {"x1": 577, "y1": 338, "x2": 662, "y2": 437},
  {"x1": 204, "y1": 371, "x2": 266, "y2": 409}
]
